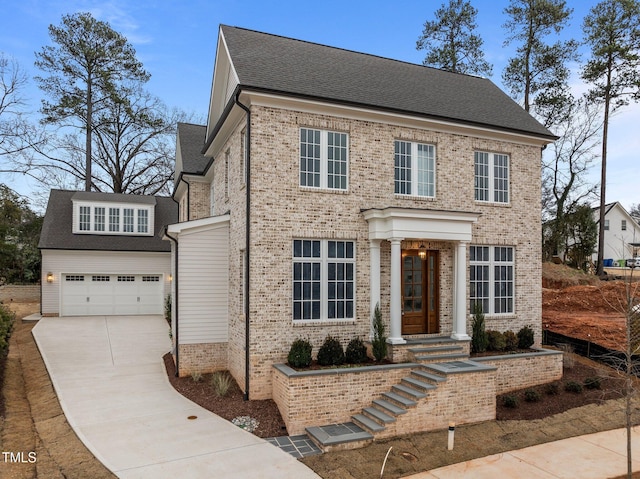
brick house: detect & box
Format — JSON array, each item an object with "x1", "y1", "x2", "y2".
[{"x1": 166, "y1": 25, "x2": 556, "y2": 408}]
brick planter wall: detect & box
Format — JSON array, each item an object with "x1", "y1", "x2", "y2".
[
  {"x1": 273, "y1": 363, "x2": 415, "y2": 435},
  {"x1": 473, "y1": 349, "x2": 563, "y2": 394},
  {"x1": 0, "y1": 284, "x2": 40, "y2": 303}
]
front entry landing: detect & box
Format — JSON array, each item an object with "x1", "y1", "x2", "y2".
[{"x1": 401, "y1": 250, "x2": 439, "y2": 335}]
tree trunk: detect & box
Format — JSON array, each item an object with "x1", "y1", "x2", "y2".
[
  {"x1": 85, "y1": 75, "x2": 92, "y2": 192},
  {"x1": 596, "y1": 88, "x2": 610, "y2": 276}
]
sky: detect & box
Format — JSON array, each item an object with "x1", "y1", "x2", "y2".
[{"x1": 0, "y1": 0, "x2": 638, "y2": 212}]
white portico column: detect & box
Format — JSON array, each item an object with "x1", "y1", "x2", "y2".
[
  {"x1": 389, "y1": 238, "x2": 406, "y2": 344},
  {"x1": 369, "y1": 240, "x2": 381, "y2": 339},
  {"x1": 452, "y1": 240, "x2": 471, "y2": 340}
]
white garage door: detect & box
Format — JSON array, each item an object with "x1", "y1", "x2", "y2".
[{"x1": 61, "y1": 274, "x2": 164, "y2": 316}]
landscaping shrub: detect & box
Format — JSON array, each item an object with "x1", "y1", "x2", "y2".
[
  {"x1": 545, "y1": 383, "x2": 559, "y2": 395},
  {"x1": 164, "y1": 294, "x2": 172, "y2": 326},
  {"x1": 517, "y1": 325, "x2": 535, "y2": 349},
  {"x1": 471, "y1": 302, "x2": 488, "y2": 353},
  {"x1": 191, "y1": 371, "x2": 202, "y2": 383},
  {"x1": 371, "y1": 303, "x2": 388, "y2": 361},
  {"x1": 345, "y1": 338, "x2": 368, "y2": 364},
  {"x1": 584, "y1": 377, "x2": 602, "y2": 390},
  {"x1": 487, "y1": 330, "x2": 506, "y2": 351},
  {"x1": 502, "y1": 395, "x2": 518, "y2": 408},
  {"x1": 0, "y1": 303, "x2": 15, "y2": 356},
  {"x1": 211, "y1": 371, "x2": 232, "y2": 397},
  {"x1": 524, "y1": 390, "x2": 541, "y2": 402},
  {"x1": 564, "y1": 381, "x2": 583, "y2": 393},
  {"x1": 317, "y1": 336, "x2": 345, "y2": 366},
  {"x1": 503, "y1": 330, "x2": 518, "y2": 351},
  {"x1": 287, "y1": 338, "x2": 313, "y2": 368}
]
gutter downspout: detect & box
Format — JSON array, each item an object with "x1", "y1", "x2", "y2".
[
  {"x1": 164, "y1": 227, "x2": 180, "y2": 377},
  {"x1": 235, "y1": 92, "x2": 251, "y2": 401}
]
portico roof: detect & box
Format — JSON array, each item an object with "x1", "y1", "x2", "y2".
[{"x1": 361, "y1": 207, "x2": 481, "y2": 242}]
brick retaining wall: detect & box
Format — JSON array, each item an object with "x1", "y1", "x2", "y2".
[{"x1": 473, "y1": 349, "x2": 563, "y2": 394}]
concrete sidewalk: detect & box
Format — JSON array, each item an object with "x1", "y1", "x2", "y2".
[
  {"x1": 32, "y1": 316, "x2": 319, "y2": 479},
  {"x1": 410, "y1": 427, "x2": 640, "y2": 478}
]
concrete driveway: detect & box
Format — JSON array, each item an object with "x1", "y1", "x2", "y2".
[{"x1": 32, "y1": 316, "x2": 319, "y2": 479}]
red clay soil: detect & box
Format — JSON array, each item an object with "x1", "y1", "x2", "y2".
[{"x1": 543, "y1": 281, "x2": 640, "y2": 351}]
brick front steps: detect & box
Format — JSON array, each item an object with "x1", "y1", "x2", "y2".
[
  {"x1": 272, "y1": 338, "x2": 563, "y2": 452},
  {"x1": 306, "y1": 360, "x2": 497, "y2": 451}
]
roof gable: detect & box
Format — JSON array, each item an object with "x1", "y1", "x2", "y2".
[{"x1": 211, "y1": 25, "x2": 554, "y2": 141}]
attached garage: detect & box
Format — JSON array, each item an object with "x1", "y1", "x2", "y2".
[
  {"x1": 61, "y1": 274, "x2": 164, "y2": 316},
  {"x1": 39, "y1": 190, "x2": 178, "y2": 317}
]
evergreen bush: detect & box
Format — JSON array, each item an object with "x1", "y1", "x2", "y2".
[
  {"x1": 287, "y1": 338, "x2": 313, "y2": 368},
  {"x1": 517, "y1": 325, "x2": 535, "y2": 349},
  {"x1": 371, "y1": 303, "x2": 388, "y2": 361},
  {"x1": 317, "y1": 336, "x2": 345, "y2": 366},
  {"x1": 487, "y1": 330, "x2": 506, "y2": 351},
  {"x1": 471, "y1": 302, "x2": 488, "y2": 353},
  {"x1": 503, "y1": 330, "x2": 518, "y2": 351},
  {"x1": 345, "y1": 338, "x2": 368, "y2": 364}
]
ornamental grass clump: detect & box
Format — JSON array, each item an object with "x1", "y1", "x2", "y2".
[
  {"x1": 317, "y1": 336, "x2": 345, "y2": 366},
  {"x1": 211, "y1": 371, "x2": 232, "y2": 397},
  {"x1": 345, "y1": 338, "x2": 368, "y2": 364},
  {"x1": 287, "y1": 338, "x2": 313, "y2": 368}
]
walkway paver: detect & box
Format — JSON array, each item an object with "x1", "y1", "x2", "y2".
[{"x1": 32, "y1": 316, "x2": 319, "y2": 479}]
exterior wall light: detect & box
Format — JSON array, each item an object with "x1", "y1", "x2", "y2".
[
  {"x1": 46, "y1": 272, "x2": 54, "y2": 283},
  {"x1": 418, "y1": 244, "x2": 427, "y2": 260}
]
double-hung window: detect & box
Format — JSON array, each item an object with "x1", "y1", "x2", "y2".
[
  {"x1": 293, "y1": 239, "x2": 355, "y2": 320},
  {"x1": 394, "y1": 140, "x2": 435, "y2": 197},
  {"x1": 470, "y1": 246, "x2": 514, "y2": 315},
  {"x1": 474, "y1": 151, "x2": 509, "y2": 203},
  {"x1": 299, "y1": 128, "x2": 348, "y2": 190}
]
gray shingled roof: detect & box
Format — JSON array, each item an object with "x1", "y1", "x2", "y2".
[
  {"x1": 39, "y1": 189, "x2": 178, "y2": 252},
  {"x1": 177, "y1": 123, "x2": 209, "y2": 174},
  {"x1": 221, "y1": 25, "x2": 554, "y2": 140}
]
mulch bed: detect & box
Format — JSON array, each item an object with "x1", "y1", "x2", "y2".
[
  {"x1": 163, "y1": 353, "x2": 288, "y2": 438},
  {"x1": 497, "y1": 358, "x2": 627, "y2": 420}
]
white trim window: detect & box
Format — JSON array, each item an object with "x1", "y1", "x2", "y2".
[
  {"x1": 123, "y1": 208, "x2": 134, "y2": 233},
  {"x1": 470, "y1": 245, "x2": 514, "y2": 315},
  {"x1": 293, "y1": 239, "x2": 355, "y2": 320},
  {"x1": 79, "y1": 206, "x2": 91, "y2": 231},
  {"x1": 94, "y1": 207, "x2": 105, "y2": 232},
  {"x1": 74, "y1": 202, "x2": 154, "y2": 236},
  {"x1": 394, "y1": 140, "x2": 435, "y2": 197},
  {"x1": 299, "y1": 128, "x2": 348, "y2": 190},
  {"x1": 109, "y1": 208, "x2": 120, "y2": 232},
  {"x1": 474, "y1": 151, "x2": 509, "y2": 203},
  {"x1": 137, "y1": 209, "x2": 148, "y2": 233}
]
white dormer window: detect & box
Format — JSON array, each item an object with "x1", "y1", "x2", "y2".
[{"x1": 73, "y1": 201, "x2": 154, "y2": 236}]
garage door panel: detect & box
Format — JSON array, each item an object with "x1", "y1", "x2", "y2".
[{"x1": 62, "y1": 273, "x2": 163, "y2": 316}]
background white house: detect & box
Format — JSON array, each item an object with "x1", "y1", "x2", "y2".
[{"x1": 593, "y1": 202, "x2": 640, "y2": 265}]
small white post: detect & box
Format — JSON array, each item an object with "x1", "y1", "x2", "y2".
[{"x1": 447, "y1": 422, "x2": 455, "y2": 450}]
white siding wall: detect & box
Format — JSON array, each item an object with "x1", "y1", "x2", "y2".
[
  {"x1": 41, "y1": 250, "x2": 171, "y2": 315},
  {"x1": 593, "y1": 205, "x2": 640, "y2": 262},
  {"x1": 177, "y1": 222, "x2": 229, "y2": 344}
]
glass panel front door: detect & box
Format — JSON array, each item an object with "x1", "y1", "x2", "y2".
[{"x1": 401, "y1": 250, "x2": 439, "y2": 334}]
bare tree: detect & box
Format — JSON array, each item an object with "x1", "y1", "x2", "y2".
[
  {"x1": 542, "y1": 98, "x2": 600, "y2": 260},
  {"x1": 25, "y1": 85, "x2": 184, "y2": 196},
  {"x1": 0, "y1": 53, "x2": 36, "y2": 166}
]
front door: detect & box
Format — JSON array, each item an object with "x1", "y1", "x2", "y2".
[{"x1": 401, "y1": 250, "x2": 439, "y2": 335}]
